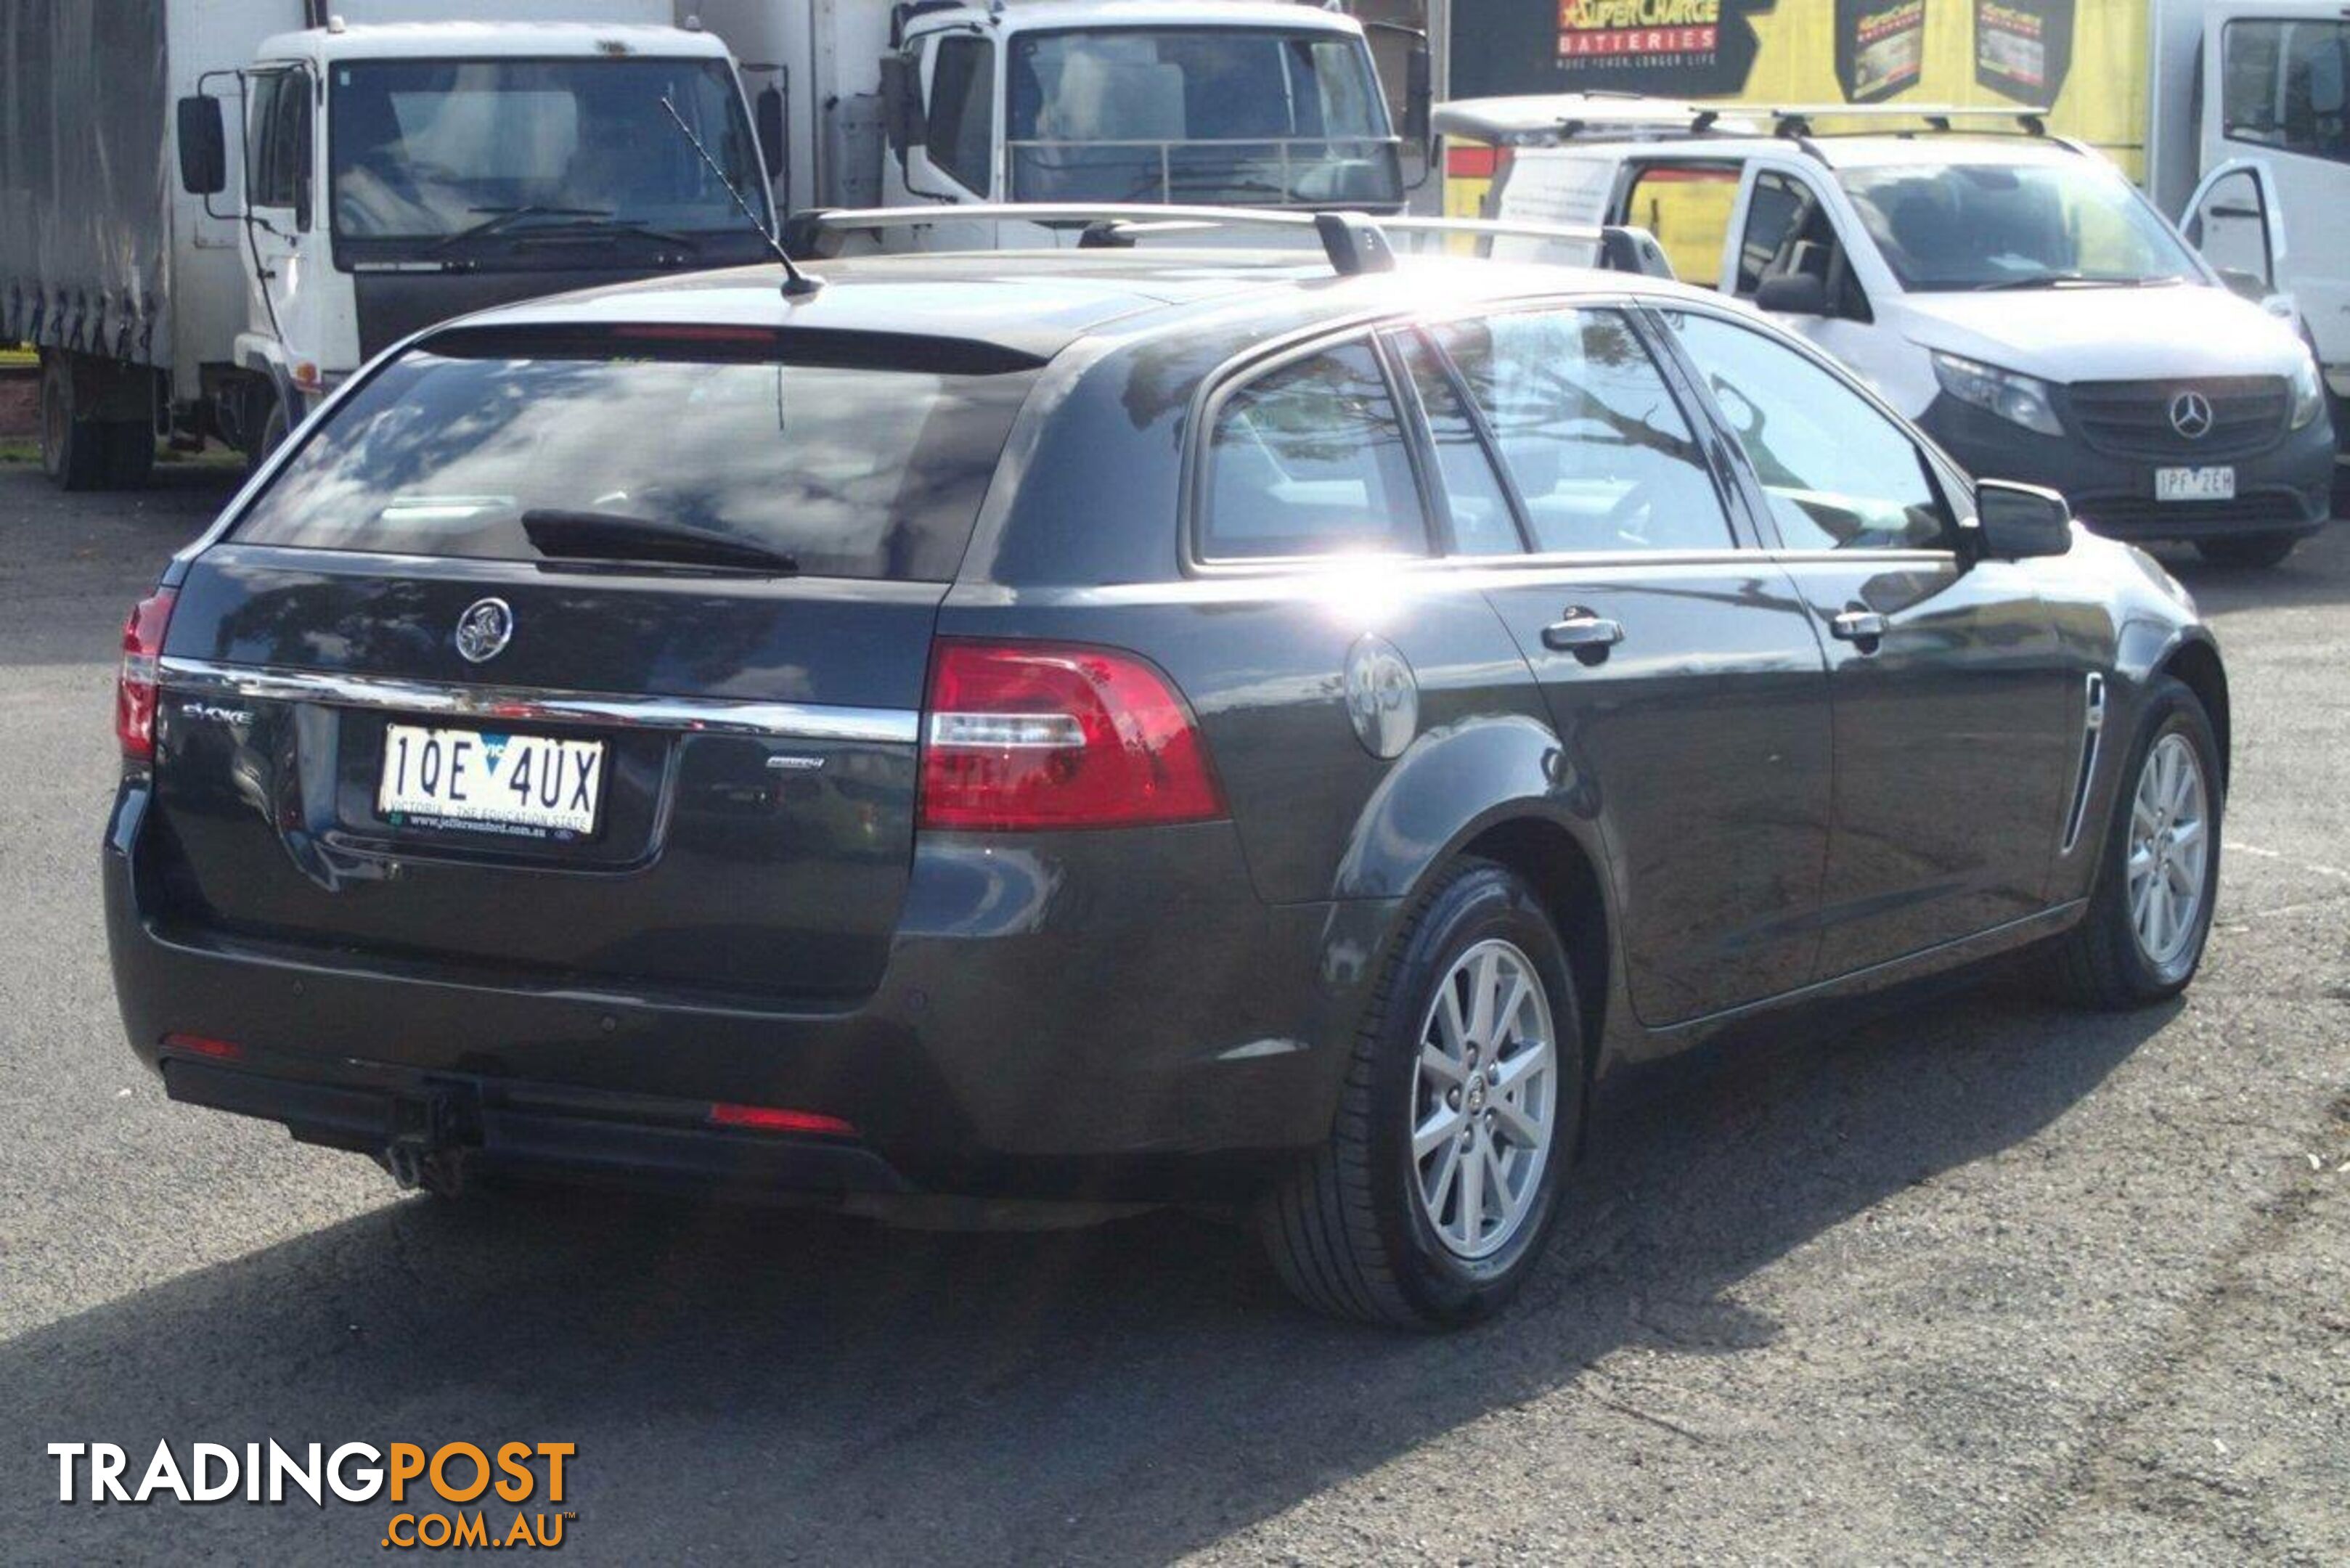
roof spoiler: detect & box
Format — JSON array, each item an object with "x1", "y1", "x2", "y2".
[{"x1": 780, "y1": 205, "x2": 1676, "y2": 282}]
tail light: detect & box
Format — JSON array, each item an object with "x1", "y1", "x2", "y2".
[
  {"x1": 918, "y1": 640, "x2": 1226, "y2": 831},
  {"x1": 709, "y1": 1103, "x2": 857, "y2": 1137},
  {"x1": 116, "y1": 589, "x2": 177, "y2": 761}
]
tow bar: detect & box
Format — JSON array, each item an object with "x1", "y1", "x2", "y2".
[{"x1": 382, "y1": 1084, "x2": 477, "y2": 1198}]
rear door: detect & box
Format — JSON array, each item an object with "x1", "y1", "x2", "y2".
[
  {"x1": 1410, "y1": 302, "x2": 1835, "y2": 1027},
  {"x1": 150, "y1": 324, "x2": 1037, "y2": 1004},
  {"x1": 1652, "y1": 303, "x2": 2077, "y2": 975}
]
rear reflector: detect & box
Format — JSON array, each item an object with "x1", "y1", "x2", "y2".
[
  {"x1": 1445, "y1": 143, "x2": 1500, "y2": 179},
  {"x1": 708, "y1": 1103, "x2": 857, "y2": 1138},
  {"x1": 918, "y1": 640, "x2": 1226, "y2": 831},
  {"x1": 163, "y1": 1033, "x2": 243, "y2": 1061},
  {"x1": 116, "y1": 589, "x2": 177, "y2": 761}
]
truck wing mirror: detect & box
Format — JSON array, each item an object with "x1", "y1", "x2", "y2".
[
  {"x1": 1753, "y1": 271, "x2": 1829, "y2": 317},
  {"x1": 756, "y1": 82, "x2": 787, "y2": 183},
  {"x1": 879, "y1": 55, "x2": 926, "y2": 165},
  {"x1": 1972, "y1": 480, "x2": 2073, "y2": 561},
  {"x1": 1403, "y1": 45, "x2": 1432, "y2": 146},
  {"x1": 176, "y1": 95, "x2": 227, "y2": 197}
]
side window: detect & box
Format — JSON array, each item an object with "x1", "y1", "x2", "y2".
[
  {"x1": 1202, "y1": 340, "x2": 1429, "y2": 561},
  {"x1": 1665, "y1": 312, "x2": 1951, "y2": 552},
  {"x1": 2224, "y1": 19, "x2": 2350, "y2": 164},
  {"x1": 1435, "y1": 307, "x2": 1731, "y2": 555},
  {"x1": 248, "y1": 69, "x2": 310, "y2": 216},
  {"x1": 1388, "y1": 330, "x2": 1522, "y2": 557},
  {"x1": 1617, "y1": 162, "x2": 1741, "y2": 287},
  {"x1": 926, "y1": 36, "x2": 996, "y2": 194},
  {"x1": 1736, "y1": 171, "x2": 1864, "y2": 317}
]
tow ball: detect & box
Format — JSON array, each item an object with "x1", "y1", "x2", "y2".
[{"x1": 381, "y1": 1085, "x2": 477, "y2": 1199}]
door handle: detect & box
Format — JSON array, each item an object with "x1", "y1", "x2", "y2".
[
  {"x1": 1542, "y1": 610, "x2": 1626, "y2": 655},
  {"x1": 1831, "y1": 609, "x2": 1888, "y2": 648}
]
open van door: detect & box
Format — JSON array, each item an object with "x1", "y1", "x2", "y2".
[{"x1": 2182, "y1": 158, "x2": 2294, "y2": 315}]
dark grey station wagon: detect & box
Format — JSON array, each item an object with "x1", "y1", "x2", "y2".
[{"x1": 106, "y1": 217, "x2": 2228, "y2": 1326}]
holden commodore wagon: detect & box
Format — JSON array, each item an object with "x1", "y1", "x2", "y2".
[{"x1": 105, "y1": 223, "x2": 2227, "y2": 1326}]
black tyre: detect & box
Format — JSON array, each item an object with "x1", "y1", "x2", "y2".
[
  {"x1": 1257, "y1": 859, "x2": 1583, "y2": 1328},
  {"x1": 2195, "y1": 532, "x2": 2298, "y2": 568},
  {"x1": 36, "y1": 355, "x2": 105, "y2": 491},
  {"x1": 2052, "y1": 676, "x2": 2223, "y2": 1010},
  {"x1": 99, "y1": 421, "x2": 155, "y2": 489}
]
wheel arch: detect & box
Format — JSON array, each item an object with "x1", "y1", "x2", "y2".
[
  {"x1": 1449, "y1": 815, "x2": 1614, "y2": 1093},
  {"x1": 2154, "y1": 633, "x2": 2230, "y2": 788}
]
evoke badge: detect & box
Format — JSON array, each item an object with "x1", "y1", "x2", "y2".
[
  {"x1": 2168, "y1": 390, "x2": 2215, "y2": 441},
  {"x1": 453, "y1": 597, "x2": 514, "y2": 664}
]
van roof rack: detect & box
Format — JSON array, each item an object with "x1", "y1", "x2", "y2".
[
  {"x1": 1434, "y1": 93, "x2": 1763, "y2": 146},
  {"x1": 1762, "y1": 103, "x2": 2051, "y2": 139},
  {"x1": 781, "y1": 204, "x2": 1676, "y2": 280}
]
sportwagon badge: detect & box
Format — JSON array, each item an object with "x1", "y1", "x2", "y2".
[
  {"x1": 454, "y1": 597, "x2": 514, "y2": 664},
  {"x1": 2169, "y1": 390, "x2": 2214, "y2": 441}
]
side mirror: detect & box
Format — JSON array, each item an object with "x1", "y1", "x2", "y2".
[
  {"x1": 1402, "y1": 45, "x2": 1432, "y2": 146},
  {"x1": 176, "y1": 94, "x2": 227, "y2": 196},
  {"x1": 756, "y1": 83, "x2": 786, "y2": 182},
  {"x1": 2216, "y1": 266, "x2": 2269, "y2": 303},
  {"x1": 878, "y1": 54, "x2": 926, "y2": 165},
  {"x1": 1753, "y1": 270, "x2": 1829, "y2": 317},
  {"x1": 1973, "y1": 479, "x2": 2073, "y2": 560}
]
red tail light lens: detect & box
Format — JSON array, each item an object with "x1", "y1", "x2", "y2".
[
  {"x1": 116, "y1": 589, "x2": 177, "y2": 761},
  {"x1": 162, "y1": 1032, "x2": 242, "y2": 1061},
  {"x1": 709, "y1": 1103, "x2": 857, "y2": 1137},
  {"x1": 918, "y1": 640, "x2": 1226, "y2": 831}
]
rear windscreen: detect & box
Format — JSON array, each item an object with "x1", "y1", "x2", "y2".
[{"x1": 232, "y1": 340, "x2": 1039, "y2": 581}]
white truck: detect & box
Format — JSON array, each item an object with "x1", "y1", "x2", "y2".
[
  {"x1": 2160, "y1": 1, "x2": 2350, "y2": 422},
  {"x1": 693, "y1": 0, "x2": 1419, "y2": 243},
  {"x1": 2, "y1": 0, "x2": 777, "y2": 489}
]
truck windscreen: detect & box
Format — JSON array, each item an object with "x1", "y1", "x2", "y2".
[
  {"x1": 329, "y1": 57, "x2": 770, "y2": 258},
  {"x1": 1005, "y1": 28, "x2": 1400, "y2": 208}
]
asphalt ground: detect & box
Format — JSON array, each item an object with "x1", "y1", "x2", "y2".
[{"x1": 1, "y1": 462, "x2": 2343, "y2": 1564}]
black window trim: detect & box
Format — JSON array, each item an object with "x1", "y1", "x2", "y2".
[{"x1": 1636, "y1": 296, "x2": 1971, "y2": 560}]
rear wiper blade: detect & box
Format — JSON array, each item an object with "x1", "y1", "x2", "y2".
[
  {"x1": 433, "y1": 205, "x2": 612, "y2": 252},
  {"x1": 521, "y1": 510, "x2": 798, "y2": 574}
]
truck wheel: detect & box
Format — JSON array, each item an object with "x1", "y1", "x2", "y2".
[
  {"x1": 2195, "y1": 533, "x2": 2298, "y2": 568},
  {"x1": 37, "y1": 355, "x2": 106, "y2": 491},
  {"x1": 244, "y1": 391, "x2": 291, "y2": 476},
  {"x1": 2049, "y1": 676, "x2": 2222, "y2": 1010},
  {"x1": 1257, "y1": 859, "x2": 1582, "y2": 1328},
  {"x1": 99, "y1": 422, "x2": 155, "y2": 489}
]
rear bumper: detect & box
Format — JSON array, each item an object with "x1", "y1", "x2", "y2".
[
  {"x1": 1919, "y1": 394, "x2": 2335, "y2": 544},
  {"x1": 107, "y1": 780, "x2": 1391, "y2": 1202}
]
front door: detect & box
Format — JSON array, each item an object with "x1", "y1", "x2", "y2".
[
  {"x1": 1656, "y1": 304, "x2": 2078, "y2": 977},
  {"x1": 1406, "y1": 305, "x2": 1835, "y2": 1028},
  {"x1": 242, "y1": 65, "x2": 327, "y2": 382}
]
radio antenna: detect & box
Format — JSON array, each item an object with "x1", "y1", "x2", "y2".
[{"x1": 658, "y1": 94, "x2": 822, "y2": 298}]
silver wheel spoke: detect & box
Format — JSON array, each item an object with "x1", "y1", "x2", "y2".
[
  {"x1": 1419, "y1": 1041, "x2": 1465, "y2": 1086},
  {"x1": 1414, "y1": 1105, "x2": 1464, "y2": 1160},
  {"x1": 1492, "y1": 1094, "x2": 1543, "y2": 1148},
  {"x1": 2124, "y1": 733, "x2": 2212, "y2": 972},
  {"x1": 1493, "y1": 1036, "x2": 1552, "y2": 1095}
]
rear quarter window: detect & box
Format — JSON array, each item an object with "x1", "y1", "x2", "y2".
[
  {"x1": 1199, "y1": 339, "x2": 1429, "y2": 562},
  {"x1": 232, "y1": 335, "x2": 1038, "y2": 581}
]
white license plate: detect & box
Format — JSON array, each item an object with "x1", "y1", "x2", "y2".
[
  {"x1": 2155, "y1": 465, "x2": 2236, "y2": 502},
  {"x1": 378, "y1": 724, "x2": 605, "y2": 836}
]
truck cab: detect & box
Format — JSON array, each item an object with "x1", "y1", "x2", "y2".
[
  {"x1": 2169, "y1": 3, "x2": 2350, "y2": 421},
  {"x1": 178, "y1": 19, "x2": 774, "y2": 456},
  {"x1": 698, "y1": 0, "x2": 1408, "y2": 243}
]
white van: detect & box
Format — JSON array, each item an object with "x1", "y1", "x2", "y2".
[{"x1": 1486, "y1": 113, "x2": 2334, "y2": 566}]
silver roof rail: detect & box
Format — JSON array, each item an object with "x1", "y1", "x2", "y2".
[
  {"x1": 1761, "y1": 102, "x2": 2053, "y2": 139},
  {"x1": 780, "y1": 203, "x2": 1675, "y2": 280}
]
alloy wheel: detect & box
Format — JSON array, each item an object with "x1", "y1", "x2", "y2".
[
  {"x1": 2126, "y1": 731, "x2": 2211, "y2": 973},
  {"x1": 1411, "y1": 938, "x2": 1558, "y2": 1260}
]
